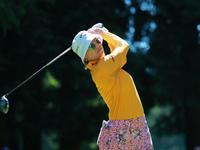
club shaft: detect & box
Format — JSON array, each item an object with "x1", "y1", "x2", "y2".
[{"x1": 5, "y1": 47, "x2": 72, "y2": 97}]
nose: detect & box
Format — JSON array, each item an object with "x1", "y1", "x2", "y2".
[{"x1": 96, "y1": 43, "x2": 102, "y2": 49}]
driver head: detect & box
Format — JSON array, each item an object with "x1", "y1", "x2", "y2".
[{"x1": 0, "y1": 96, "x2": 9, "y2": 114}]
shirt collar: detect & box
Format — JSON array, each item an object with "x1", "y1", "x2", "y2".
[{"x1": 87, "y1": 60, "x2": 99, "y2": 70}]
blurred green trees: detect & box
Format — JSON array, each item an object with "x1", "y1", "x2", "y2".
[
  {"x1": 125, "y1": 0, "x2": 200, "y2": 149},
  {"x1": 1, "y1": 0, "x2": 200, "y2": 149},
  {"x1": 0, "y1": 0, "x2": 128, "y2": 149}
]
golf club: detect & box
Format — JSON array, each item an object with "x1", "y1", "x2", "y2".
[{"x1": 0, "y1": 46, "x2": 72, "y2": 114}]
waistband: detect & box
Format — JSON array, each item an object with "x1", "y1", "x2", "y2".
[{"x1": 101, "y1": 115, "x2": 146, "y2": 129}]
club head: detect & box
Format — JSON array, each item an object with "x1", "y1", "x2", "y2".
[{"x1": 0, "y1": 96, "x2": 9, "y2": 114}]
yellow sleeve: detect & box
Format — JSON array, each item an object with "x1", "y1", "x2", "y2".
[{"x1": 98, "y1": 32, "x2": 129, "y2": 76}]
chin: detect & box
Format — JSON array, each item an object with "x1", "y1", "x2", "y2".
[{"x1": 99, "y1": 52, "x2": 105, "y2": 59}]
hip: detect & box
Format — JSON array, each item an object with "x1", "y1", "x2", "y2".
[{"x1": 97, "y1": 115, "x2": 153, "y2": 149}]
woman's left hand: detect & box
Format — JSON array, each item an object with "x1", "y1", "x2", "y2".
[{"x1": 87, "y1": 27, "x2": 104, "y2": 35}]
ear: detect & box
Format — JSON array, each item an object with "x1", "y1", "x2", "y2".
[
  {"x1": 84, "y1": 58, "x2": 89, "y2": 70},
  {"x1": 84, "y1": 58, "x2": 89, "y2": 66},
  {"x1": 84, "y1": 56, "x2": 89, "y2": 62},
  {"x1": 84, "y1": 58, "x2": 89, "y2": 64}
]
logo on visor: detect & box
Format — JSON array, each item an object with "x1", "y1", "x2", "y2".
[
  {"x1": 76, "y1": 46, "x2": 79, "y2": 53},
  {"x1": 79, "y1": 32, "x2": 86, "y2": 38}
]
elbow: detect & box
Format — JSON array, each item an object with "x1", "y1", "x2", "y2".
[
  {"x1": 124, "y1": 42, "x2": 130, "y2": 51},
  {"x1": 126, "y1": 43, "x2": 130, "y2": 49}
]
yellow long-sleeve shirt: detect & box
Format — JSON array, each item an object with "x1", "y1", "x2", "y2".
[{"x1": 87, "y1": 32, "x2": 144, "y2": 120}]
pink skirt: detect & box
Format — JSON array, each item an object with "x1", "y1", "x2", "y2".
[{"x1": 97, "y1": 115, "x2": 153, "y2": 150}]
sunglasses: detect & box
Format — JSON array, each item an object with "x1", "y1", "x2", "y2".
[{"x1": 89, "y1": 37, "x2": 101, "y2": 50}]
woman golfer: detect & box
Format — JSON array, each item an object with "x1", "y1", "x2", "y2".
[{"x1": 72, "y1": 23, "x2": 153, "y2": 149}]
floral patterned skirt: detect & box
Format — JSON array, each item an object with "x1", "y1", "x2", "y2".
[{"x1": 97, "y1": 115, "x2": 153, "y2": 150}]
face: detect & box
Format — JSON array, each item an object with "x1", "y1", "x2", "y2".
[{"x1": 84, "y1": 37, "x2": 105, "y2": 62}]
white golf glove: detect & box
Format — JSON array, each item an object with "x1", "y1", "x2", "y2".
[{"x1": 92, "y1": 23, "x2": 109, "y2": 32}]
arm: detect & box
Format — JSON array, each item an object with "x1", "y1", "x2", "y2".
[
  {"x1": 88, "y1": 28, "x2": 130, "y2": 76},
  {"x1": 103, "y1": 31, "x2": 128, "y2": 67},
  {"x1": 102, "y1": 32, "x2": 129, "y2": 76}
]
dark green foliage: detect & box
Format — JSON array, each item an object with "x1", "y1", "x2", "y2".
[
  {"x1": 128, "y1": 0, "x2": 200, "y2": 149},
  {"x1": 1, "y1": 0, "x2": 200, "y2": 149},
  {"x1": 0, "y1": 0, "x2": 128, "y2": 149}
]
